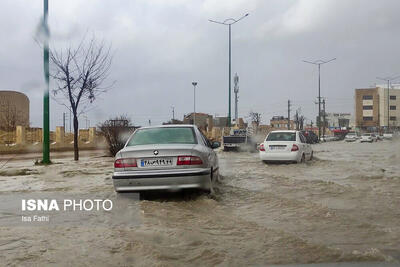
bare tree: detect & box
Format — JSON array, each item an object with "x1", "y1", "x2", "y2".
[
  {"x1": 0, "y1": 101, "x2": 17, "y2": 132},
  {"x1": 249, "y1": 111, "x2": 261, "y2": 127},
  {"x1": 98, "y1": 115, "x2": 137, "y2": 157},
  {"x1": 50, "y1": 37, "x2": 113, "y2": 160}
]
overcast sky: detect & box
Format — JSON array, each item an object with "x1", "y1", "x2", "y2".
[{"x1": 1, "y1": 0, "x2": 400, "y2": 129}]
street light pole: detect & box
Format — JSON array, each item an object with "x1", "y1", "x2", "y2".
[
  {"x1": 192, "y1": 82, "x2": 197, "y2": 125},
  {"x1": 42, "y1": 0, "x2": 50, "y2": 163},
  {"x1": 209, "y1": 13, "x2": 249, "y2": 127},
  {"x1": 229, "y1": 24, "x2": 231, "y2": 126},
  {"x1": 303, "y1": 58, "x2": 336, "y2": 141}
]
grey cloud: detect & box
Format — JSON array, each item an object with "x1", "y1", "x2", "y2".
[{"x1": 0, "y1": 0, "x2": 399, "y2": 127}]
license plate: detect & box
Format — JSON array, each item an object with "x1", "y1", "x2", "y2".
[
  {"x1": 270, "y1": 146, "x2": 285, "y2": 150},
  {"x1": 140, "y1": 158, "x2": 173, "y2": 167}
]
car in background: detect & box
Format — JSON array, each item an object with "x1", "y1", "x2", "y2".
[
  {"x1": 259, "y1": 130, "x2": 313, "y2": 163},
  {"x1": 320, "y1": 135, "x2": 338, "y2": 142},
  {"x1": 345, "y1": 132, "x2": 358, "y2": 142},
  {"x1": 300, "y1": 130, "x2": 319, "y2": 144},
  {"x1": 383, "y1": 133, "x2": 393, "y2": 140},
  {"x1": 112, "y1": 125, "x2": 220, "y2": 193},
  {"x1": 374, "y1": 133, "x2": 384, "y2": 141},
  {"x1": 223, "y1": 128, "x2": 257, "y2": 152},
  {"x1": 360, "y1": 133, "x2": 377, "y2": 143}
]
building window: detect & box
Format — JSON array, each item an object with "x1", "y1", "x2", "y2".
[
  {"x1": 362, "y1": 105, "x2": 373, "y2": 110},
  {"x1": 362, "y1": 95, "x2": 373, "y2": 100},
  {"x1": 390, "y1": 95, "x2": 396, "y2": 100},
  {"x1": 390, "y1": 105, "x2": 396, "y2": 110},
  {"x1": 390, "y1": 116, "x2": 396, "y2": 121},
  {"x1": 363, "y1": 117, "x2": 373, "y2": 121}
]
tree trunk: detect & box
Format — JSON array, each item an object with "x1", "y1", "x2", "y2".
[{"x1": 73, "y1": 114, "x2": 79, "y2": 161}]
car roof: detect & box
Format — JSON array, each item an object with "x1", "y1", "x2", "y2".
[
  {"x1": 269, "y1": 130, "x2": 298, "y2": 133},
  {"x1": 137, "y1": 124, "x2": 196, "y2": 130}
]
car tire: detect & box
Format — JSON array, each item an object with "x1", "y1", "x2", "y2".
[
  {"x1": 300, "y1": 154, "x2": 305, "y2": 163},
  {"x1": 205, "y1": 168, "x2": 215, "y2": 195},
  {"x1": 206, "y1": 176, "x2": 215, "y2": 195}
]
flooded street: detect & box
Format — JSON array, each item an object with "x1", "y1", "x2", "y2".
[{"x1": 0, "y1": 140, "x2": 399, "y2": 266}]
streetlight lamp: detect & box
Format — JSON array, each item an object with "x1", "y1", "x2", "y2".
[
  {"x1": 192, "y1": 82, "x2": 197, "y2": 125},
  {"x1": 376, "y1": 75, "x2": 400, "y2": 131},
  {"x1": 209, "y1": 13, "x2": 249, "y2": 127},
  {"x1": 303, "y1": 58, "x2": 336, "y2": 141}
]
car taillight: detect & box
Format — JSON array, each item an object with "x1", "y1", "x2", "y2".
[
  {"x1": 259, "y1": 143, "x2": 265, "y2": 151},
  {"x1": 177, "y1": 156, "x2": 203, "y2": 165},
  {"x1": 291, "y1": 144, "x2": 299, "y2": 151},
  {"x1": 114, "y1": 158, "x2": 137, "y2": 168}
]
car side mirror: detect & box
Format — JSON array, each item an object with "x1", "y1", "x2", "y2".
[{"x1": 211, "y1": 141, "x2": 220, "y2": 149}]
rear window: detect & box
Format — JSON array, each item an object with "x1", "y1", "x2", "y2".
[
  {"x1": 266, "y1": 132, "x2": 296, "y2": 141},
  {"x1": 127, "y1": 127, "x2": 197, "y2": 146}
]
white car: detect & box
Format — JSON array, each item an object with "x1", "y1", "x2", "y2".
[
  {"x1": 259, "y1": 130, "x2": 313, "y2": 163},
  {"x1": 321, "y1": 135, "x2": 339, "y2": 142},
  {"x1": 345, "y1": 132, "x2": 358, "y2": 142},
  {"x1": 383, "y1": 133, "x2": 393, "y2": 140},
  {"x1": 360, "y1": 133, "x2": 377, "y2": 143}
]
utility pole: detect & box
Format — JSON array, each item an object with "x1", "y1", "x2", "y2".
[
  {"x1": 287, "y1": 100, "x2": 291, "y2": 130},
  {"x1": 303, "y1": 58, "x2": 336, "y2": 141},
  {"x1": 295, "y1": 110, "x2": 299, "y2": 130},
  {"x1": 234, "y1": 73, "x2": 239, "y2": 123},
  {"x1": 300, "y1": 116, "x2": 304, "y2": 130},
  {"x1": 322, "y1": 98, "x2": 326, "y2": 138},
  {"x1": 42, "y1": 0, "x2": 50, "y2": 163},
  {"x1": 63, "y1": 112, "x2": 66, "y2": 129},
  {"x1": 192, "y1": 82, "x2": 197, "y2": 126},
  {"x1": 171, "y1": 106, "x2": 175, "y2": 121},
  {"x1": 377, "y1": 75, "x2": 400, "y2": 131},
  {"x1": 209, "y1": 13, "x2": 249, "y2": 127}
]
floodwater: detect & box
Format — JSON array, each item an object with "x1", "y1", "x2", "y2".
[{"x1": 0, "y1": 140, "x2": 399, "y2": 266}]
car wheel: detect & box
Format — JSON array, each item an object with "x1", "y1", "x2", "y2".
[
  {"x1": 205, "y1": 168, "x2": 215, "y2": 195},
  {"x1": 206, "y1": 175, "x2": 215, "y2": 195}
]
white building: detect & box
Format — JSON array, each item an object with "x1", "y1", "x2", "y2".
[
  {"x1": 377, "y1": 84, "x2": 400, "y2": 128},
  {"x1": 324, "y1": 112, "x2": 352, "y2": 129}
]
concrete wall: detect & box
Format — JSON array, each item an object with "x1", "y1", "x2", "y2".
[{"x1": 0, "y1": 126, "x2": 99, "y2": 146}]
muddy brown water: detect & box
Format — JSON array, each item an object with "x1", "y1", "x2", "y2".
[{"x1": 0, "y1": 140, "x2": 399, "y2": 266}]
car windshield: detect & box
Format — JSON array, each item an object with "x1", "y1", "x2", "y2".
[
  {"x1": 266, "y1": 132, "x2": 296, "y2": 141},
  {"x1": 127, "y1": 127, "x2": 197, "y2": 146},
  {"x1": 363, "y1": 134, "x2": 371, "y2": 136}
]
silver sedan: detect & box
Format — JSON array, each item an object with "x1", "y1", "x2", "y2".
[{"x1": 112, "y1": 125, "x2": 220, "y2": 193}]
